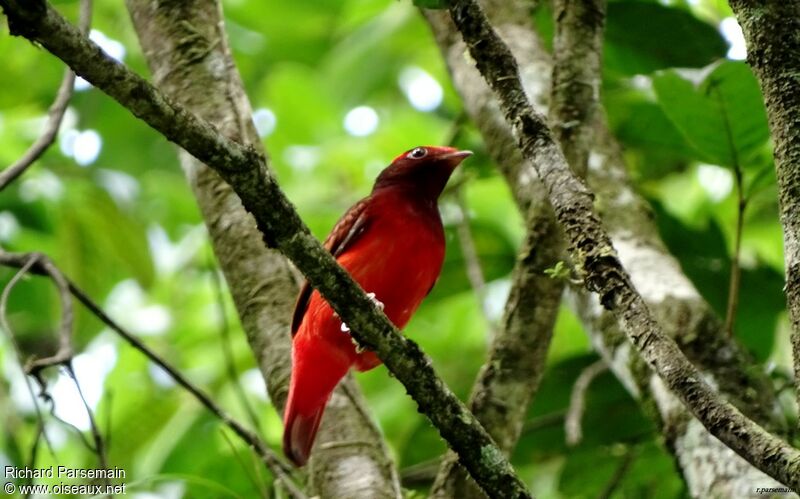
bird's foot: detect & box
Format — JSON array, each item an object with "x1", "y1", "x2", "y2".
[
  {"x1": 365, "y1": 292, "x2": 385, "y2": 311},
  {"x1": 339, "y1": 293, "x2": 384, "y2": 354}
]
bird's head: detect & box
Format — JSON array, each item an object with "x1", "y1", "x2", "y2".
[{"x1": 373, "y1": 146, "x2": 472, "y2": 199}]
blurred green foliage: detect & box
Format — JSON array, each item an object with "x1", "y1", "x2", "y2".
[{"x1": 0, "y1": 0, "x2": 790, "y2": 497}]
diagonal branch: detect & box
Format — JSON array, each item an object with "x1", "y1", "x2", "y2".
[
  {"x1": 0, "y1": 1, "x2": 530, "y2": 496},
  {"x1": 445, "y1": 0, "x2": 800, "y2": 489}
]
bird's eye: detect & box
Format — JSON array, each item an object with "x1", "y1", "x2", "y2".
[{"x1": 407, "y1": 147, "x2": 427, "y2": 160}]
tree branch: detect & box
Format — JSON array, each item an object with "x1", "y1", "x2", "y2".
[
  {"x1": 445, "y1": 0, "x2": 800, "y2": 489},
  {"x1": 0, "y1": 255, "x2": 56, "y2": 462},
  {"x1": 427, "y1": 198, "x2": 563, "y2": 499},
  {"x1": 728, "y1": 0, "x2": 800, "y2": 426},
  {"x1": 452, "y1": 185, "x2": 494, "y2": 334},
  {"x1": 0, "y1": 1, "x2": 530, "y2": 496},
  {"x1": 549, "y1": 0, "x2": 606, "y2": 178},
  {"x1": 564, "y1": 359, "x2": 606, "y2": 446},
  {"x1": 0, "y1": 252, "x2": 109, "y2": 487}
]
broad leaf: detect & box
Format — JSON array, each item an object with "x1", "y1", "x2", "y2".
[
  {"x1": 605, "y1": 2, "x2": 728, "y2": 75},
  {"x1": 653, "y1": 61, "x2": 770, "y2": 167}
]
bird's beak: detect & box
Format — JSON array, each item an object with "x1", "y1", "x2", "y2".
[{"x1": 439, "y1": 149, "x2": 473, "y2": 169}]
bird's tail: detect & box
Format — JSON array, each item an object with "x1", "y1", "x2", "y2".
[
  {"x1": 283, "y1": 402, "x2": 325, "y2": 467},
  {"x1": 282, "y1": 341, "x2": 350, "y2": 466}
]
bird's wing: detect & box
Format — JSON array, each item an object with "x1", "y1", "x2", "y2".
[{"x1": 291, "y1": 198, "x2": 372, "y2": 337}]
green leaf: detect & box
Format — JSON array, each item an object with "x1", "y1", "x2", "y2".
[
  {"x1": 60, "y1": 183, "x2": 155, "y2": 291},
  {"x1": 705, "y1": 61, "x2": 771, "y2": 167},
  {"x1": 559, "y1": 441, "x2": 686, "y2": 498},
  {"x1": 607, "y1": 96, "x2": 696, "y2": 178},
  {"x1": 652, "y1": 203, "x2": 781, "y2": 360},
  {"x1": 605, "y1": 2, "x2": 728, "y2": 75},
  {"x1": 653, "y1": 61, "x2": 770, "y2": 167}
]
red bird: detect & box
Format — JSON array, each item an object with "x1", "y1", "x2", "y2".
[{"x1": 282, "y1": 145, "x2": 472, "y2": 466}]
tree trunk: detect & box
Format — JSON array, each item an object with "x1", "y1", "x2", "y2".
[{"x1": 729, "y1": 0, "x2": 800, "y2": 426}]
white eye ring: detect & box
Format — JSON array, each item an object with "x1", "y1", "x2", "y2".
[{"x1": 407, "y1": 147, "x2": 427, "y2": 159}]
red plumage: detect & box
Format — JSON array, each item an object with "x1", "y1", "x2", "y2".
[{"x1": 282, "y1": 145, "x2": 472, "y2": 466}]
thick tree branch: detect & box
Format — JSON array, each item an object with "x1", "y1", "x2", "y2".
[
  {"x1": 445, "y1": 0, "x2": 800, "y2": 489},
  {"x1": 0, "y1": 1, "x2": 530, "y2": 496},
  {"x1": 122, "y1": 1, "x2": 400, "y2": 495},
  {"x1": 728, "y1": 0, "x2": 800, "y2": 426},
  {"x1": 549, "y1": 0, "x2": 606, "y2": 178}
]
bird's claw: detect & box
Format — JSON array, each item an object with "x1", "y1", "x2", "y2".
[
  {"x1": 365, "y1": 292, "x2": 385, "y2": 311},
  {"x1": 339, "y1": 293, "x2": 384, "y2": 356}
]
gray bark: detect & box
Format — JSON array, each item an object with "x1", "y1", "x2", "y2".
[
  {"x1": 123, "y1": 1, "x2": 401, "y2": 497},
  {"x1": 549, "y1": 0, "x2": 606, "y2": 179}
]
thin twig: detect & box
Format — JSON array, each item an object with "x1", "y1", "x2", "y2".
[
  {"x1": 441, "y1": 113, "x2": 496, "y2": 337},
  {"x1": 40, "y1": 384, "x2": 96, "y2": 451},
  {"x1": 452, "y1": 186, "x2": 495, "y2": 338},
  {"x1": 0, "y1": 0, "x2": 92, "y2": 192},
  {"x1": 0, "y1": 250, "x2": 306, "y2": 499},
  {"x1": 64, "y1": 363, "x2": 110, "y2": 486},
  {"x1": 0, "y1": 254, "x2": 56, "y2": 459},
  {"x1": 714, "y1": 83, "x2": 747, "y2": 338},
  {"x1": 725, "y1": 166, "x2": 746, "y2": 337},
  {"x1": 597, "y1": 445, "x2": 637, "y2": 499},
  {"x1": 565, "y1": 359, "x2": 607, "y2": 446},
  {"x1": 23, "y1": 255, "x2": 73, "y2": 376},
  {"x1": 219, "y1": 429, "x2": 269, "y2": 499}
]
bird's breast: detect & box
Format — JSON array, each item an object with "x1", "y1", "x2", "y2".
[{"x1": 338, "y1": 202, "x2": 445, "y2": 329}]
